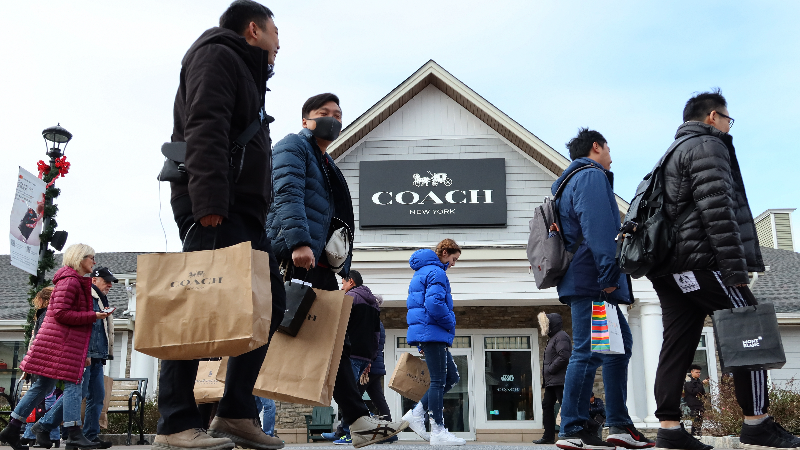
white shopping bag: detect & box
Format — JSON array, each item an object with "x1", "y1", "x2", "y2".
[{"x1": 604, "y1": 302, "x2": 625, "y2": 354}]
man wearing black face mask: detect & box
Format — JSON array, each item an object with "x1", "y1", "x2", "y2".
[{"x1": 266, "y1": 93, "x2": 408, "y2": 447}]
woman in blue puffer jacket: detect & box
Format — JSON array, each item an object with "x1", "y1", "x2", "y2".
[{"x1": 401, "y1": 239, "x2": 465, "y2": 446}]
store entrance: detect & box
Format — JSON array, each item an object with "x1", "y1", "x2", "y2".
[{"x1": 395, "y1": 337, "x2": 474, "y2": 440}]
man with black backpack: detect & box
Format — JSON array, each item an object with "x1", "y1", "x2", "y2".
[
  {"x1": 157, "y1": 2, "x2": 286, "y2": 450},
  {"x1": 552, "y1": 129, "x2": 653, "y2": 450},
  {"x1": 647, "y1": 90, "x2": 799, "y2": 450}
]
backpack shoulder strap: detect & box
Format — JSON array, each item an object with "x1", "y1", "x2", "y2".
[
  {"x1": 553, "y1": 164, "x2": 601, "y2": 200},
  {"x1": 550, "y1": 164, "x2": 603, "y2": 253}
]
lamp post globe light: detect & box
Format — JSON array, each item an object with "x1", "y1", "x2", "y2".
[{"x1": 37, "y1": 124, "x2": 72, "y2": 284}]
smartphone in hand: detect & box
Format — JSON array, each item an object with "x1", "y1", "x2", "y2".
[{"x1": 102, "y1": 307, "x2": 116, "y2": 314}]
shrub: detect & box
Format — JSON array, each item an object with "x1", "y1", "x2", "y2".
[{"x1": 702, "y1": 375, "x2": 800, "y2": 436}]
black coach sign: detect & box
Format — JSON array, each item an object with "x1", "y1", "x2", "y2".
[{"x1": 359, "y1": 158, "x2": 507, "y2": 228}]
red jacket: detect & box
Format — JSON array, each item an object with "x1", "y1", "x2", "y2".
[{"x1": 21, "y1": 267, "x2": 96, "y2": 384}]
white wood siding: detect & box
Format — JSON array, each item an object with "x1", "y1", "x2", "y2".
[
  {"x1": 338, "y1": 85, "x2": 557, "y2": 245},
  {"x1": 771, "y1": 326, "x2": 800, "y2": 386},
  {"x1": 774, "y1": 213, "x2": 794, "y2": 251}
]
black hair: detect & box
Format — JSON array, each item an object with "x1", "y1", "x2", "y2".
[
  {"x1": 343, "y1": 270, "x2": 363, "y2": 287},
  {"x1": 219, "y1": 0, "x2": 273, "y2": 35},
  {"x1": 690, "y1": 364, "x2": 703, "y2": 371},
  {"x1": 302, "y1": 93, "x2": 340, "y2": 119},
  {"x1": 565, "y1": 128, "x2": 607, "y2": 161},
  {"x1": 683, "y1": 89, "x2": 727, "y2": 122}
]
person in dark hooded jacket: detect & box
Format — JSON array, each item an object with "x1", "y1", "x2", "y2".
[
  {"x1": 648, "y1": 91, "x2": 798, "y2": 450},
  {"x1": 534, "y1": 312, "x2": 571, "y2": 444},
  {"x1": 157, "y1": 3, "x2": 286, "y2": 450}
]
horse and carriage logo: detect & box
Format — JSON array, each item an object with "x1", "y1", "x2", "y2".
[{"x1": 412, "y1": 171, "x2": 452, "y2": 187}]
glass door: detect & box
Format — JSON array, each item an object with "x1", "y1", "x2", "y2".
[{"x1": 396, "y1": 337, "x2": 474, "y2": 439}]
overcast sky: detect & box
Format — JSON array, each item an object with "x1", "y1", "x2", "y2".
[{"x1": 1, "y1": 0, "x2": 799, "y2": 257}]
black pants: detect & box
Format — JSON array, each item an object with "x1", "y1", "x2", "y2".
[
  {"x1": 650, "y1": 270, "x2": 769, "y2": 421},
  {"x1": 289, "y1": 265, "x2": 370, "y2": 425},
  {"x1": 157, "y1": 210, "x2": 286, "y2": 435},
  {"x1": 358, "y1": 375, "x2": 391, "y2": 420},
  {"x1": 541, "y1": 385, "x2": 564, "y2": 439},
  {"x1": 689, "y1": 408, "x2": 703, "y2": 436}
]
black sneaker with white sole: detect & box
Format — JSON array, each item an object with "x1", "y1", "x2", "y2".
[
  {"x1": 740, "y1": 416, "x2": 800, "y2": 450},
  {"x1": 654, "y1": 424, "x2": 712, "y2": 450},
  {"x1": 557, "y1": 428, "x2": 616, "y2": 450},
  {"x1": 608, "y1": 425, "x2": 655, "y2": 448}
]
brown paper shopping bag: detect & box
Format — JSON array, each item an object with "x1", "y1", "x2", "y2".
[
  {"x1": 194, "y1": 359, "x2": 226, "y2": 404},
  {"x1": 99, "y1": 376, "x2": 114, "y2": 429},
  {"x1": 218, "y1": 288, "x2": 352, "y2": 406},
  {"x1": 389, "y1": 353, "x2": 430, "y2": 402},
  {"x1": 134, "y1": 242, "x2": 272, "y2": 360}
]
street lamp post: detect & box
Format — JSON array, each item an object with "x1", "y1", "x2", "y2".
[{"x1": 38, "y1": 124, "x2": 72, "y2": 286}]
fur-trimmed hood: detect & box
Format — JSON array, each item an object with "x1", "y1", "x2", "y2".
[{"x1": 538, "y1": 312, "x2": 563, "y2": 337}]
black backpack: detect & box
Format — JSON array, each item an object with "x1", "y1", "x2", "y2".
[{"x1": 617, "y1": 135, "x2": 695, "y2": 278}]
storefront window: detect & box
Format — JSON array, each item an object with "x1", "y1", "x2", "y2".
[
  {"x1": 0, "y1": 341, "x2": 24, "y2": 406},
  {"x1": 397, "y1": 336, "x2": 472, "y2": 349},
  {"x1": 484, "y1": 336, "x2": 533, "y2": 421}
]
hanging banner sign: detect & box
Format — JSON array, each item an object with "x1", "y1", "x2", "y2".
[
  {"x1": 359, "y1": 158, "x2": 507, "y2": 228},
  {"x1": 9, "y1": 167, "x2": 46, "y2": 275}
]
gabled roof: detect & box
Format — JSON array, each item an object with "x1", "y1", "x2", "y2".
[
  {"x1": 0, "y1": 253, "x2": 144, "y2": 320},
  {"x1": 328, "y1": 60, "x2": 630, "y2": 214},
  {"x1": 329, "y1": 60, "x2": 569, "y2": 173},
  {"x1": 753, "y1": 247, "x2": 800, "y2": 313}
]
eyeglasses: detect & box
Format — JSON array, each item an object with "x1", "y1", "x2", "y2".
[
  {"x1": 714, "y1": 111, "x2": 734, "y2": 128},
  {"x1": 84, "y1": 255, "x2": 95, "y2": 261}
]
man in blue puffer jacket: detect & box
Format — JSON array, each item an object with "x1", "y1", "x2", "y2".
[{"x1": 553, "y1": 129, "x2": 652, "y2": 450}]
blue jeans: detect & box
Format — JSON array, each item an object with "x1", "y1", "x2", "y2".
[
  {"x1": 12, "y1": 376, "x2": 83, "y2": 427},
  {"x1": 253, "y1": 396, "x2": 275, "y2": 436},
  {"x1": 350, "y1": 358, "x2": 370, "y2": 382},
  {"x1": 559, "y1": 297, "x2": 633, "y2": 437},
  {"x1": 22, "y1": 389, "x2": 60, "y2": 441},
  {"x1": 38, "y1": 366, "x2": 95, "y2": 432},
  {"x1": 419, "y1": 343, "x2": 459, "y2": 426}
]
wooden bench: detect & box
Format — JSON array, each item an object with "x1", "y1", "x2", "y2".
[
  {"x1": 304, "y1": 406, "x2": 336, "y2": 443},
  {"x1": 107, "y1": 378, "x2": 148, "y2": 445}
]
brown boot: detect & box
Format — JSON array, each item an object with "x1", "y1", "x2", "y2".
[
  {"x1": 208, "y1": 417, "x2": 284, "y2": 450},
  {"x1": 152, "y1": 428, "x2": 234, "y2": 450}
]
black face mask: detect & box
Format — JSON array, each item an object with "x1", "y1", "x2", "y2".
[{"x1": 308, "y1": 116, "x2": 342, "y2": 142}]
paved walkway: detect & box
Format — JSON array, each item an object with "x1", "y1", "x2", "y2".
[{"x1": 2, "y1": 444, "x2": 738, "y2": 450}]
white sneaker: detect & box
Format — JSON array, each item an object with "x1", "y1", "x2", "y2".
[
  {"x1": 430, "y1": 423, "x2": 465, "y2": 446},
  {"x1": 401, "y1": 408, "x2": 430, "y2": 441}
]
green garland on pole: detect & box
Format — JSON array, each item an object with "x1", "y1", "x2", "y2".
[{"x1": 23, "y1": 166, "x2": 63, "y2": 347}]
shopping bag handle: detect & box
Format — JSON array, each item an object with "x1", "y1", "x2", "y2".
[{"x1": 182, "y1": 223, "x2": 219, "y2": 252}]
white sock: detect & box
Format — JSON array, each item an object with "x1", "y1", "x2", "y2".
[
  {"x1": 663, "y1": 425, "x2": 681, "y2": 430},
  {"x1": 744, "y1": 416, "x2": 768, "y2": 425},
  {"x1": 413, "y1": 402, "x2": 424, "y2": 415}
]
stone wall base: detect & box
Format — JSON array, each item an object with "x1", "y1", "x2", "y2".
[{"x1": 475, "y1": 428, "x2": 544, "y2": 442}]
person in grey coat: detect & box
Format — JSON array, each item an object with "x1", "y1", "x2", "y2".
[{"x1": 534, "y1": 312, "x2": 571, "y2": 444}]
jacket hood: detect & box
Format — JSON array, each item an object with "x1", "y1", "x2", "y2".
[
  {"x1": 551, "y1": 157, "x2": 613, "y2": 196},
  {"x1": 409, "y1": 249, "x2": 446, "y2": 271},
  {"x1": 53, "y1": 266, "x2": 84, "y2": 284},
  {"x1": 546, "y1": 313, "x2": 563, "y2": 337},
  {"x1": 347, "y1": 285, "x2": 380, "y2": 308},
  {"x1": 675, "y1": 121, "x2": 733, "y2": 145},
  {"x1": 182, "y1": 27, "x2": 273, "y2": 102}
]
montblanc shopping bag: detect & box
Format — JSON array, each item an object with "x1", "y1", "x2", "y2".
[
  {"x1": 591, "y1": 301, "x2": 624, "y2": 354},
  {"x1": 194, "y1": 359, "x2": 226, "y2": 404},
  {"x1": 134, "y1": 242, "x2": 273, "y2": 360},
  {"x1": 218, "y1": 288, "x2": 352, "y2": 406},
  {"x1": 388, "y1": 353, "x2": 431, "y2": 402},
  {"x1": 712, "y1": 302, "x2": 786, "y2": 371},
  {"x1": 278, "y1": 279, "x2": 317, "y2": 337}
]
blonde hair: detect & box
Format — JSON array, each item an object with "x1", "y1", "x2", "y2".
[
  {"x1": 63, "y1": 243, "x2": 95, "y2": 271},
  {"x1": 33, "y1": 286, "x2": 54, "y2": 310},
  {"x1": 434, "y1": 238, "x2": 461, "y2": 258}
]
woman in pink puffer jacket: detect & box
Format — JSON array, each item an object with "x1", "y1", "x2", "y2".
[{"x1": 0, "y1": 244, "x2": 109, "y2": 450}]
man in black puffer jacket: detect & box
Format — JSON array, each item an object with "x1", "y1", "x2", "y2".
[
  {"x1": 534, "y1": 312, "x2": 571, "y2": 444},
  {"x1": 649, "y1": 90, "x2": 799, "y2": 450}
]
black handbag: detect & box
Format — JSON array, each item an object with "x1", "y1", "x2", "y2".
[
  {"x1": 712, "y1": 302, "x2": 786, "y2": 371},
  {"x1": 278, "y1": 278, "x2": 317, "y2": 337},
  {"x1": 158, "y1": 109, "x2": 272, "y2": 183}
]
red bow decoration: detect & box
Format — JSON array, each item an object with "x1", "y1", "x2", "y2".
[
  {"x1": 54, "y1": 156, "x2": 70, "y2": 177},
  {"x1": 37, "y1": 160, "x2": 50, "y2": 178}
]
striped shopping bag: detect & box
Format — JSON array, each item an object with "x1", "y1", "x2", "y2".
[{"x1": 591, "y1": 301, "x2": 611, "y2": 352}]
